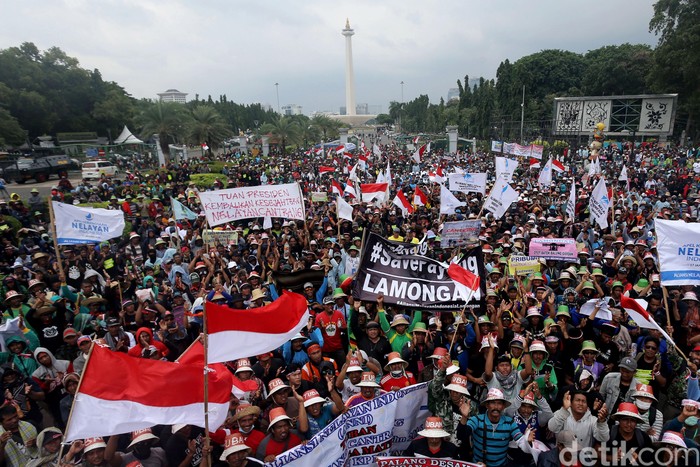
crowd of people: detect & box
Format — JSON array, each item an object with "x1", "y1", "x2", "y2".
[{"x1": 0, "y1": 137, "x2": 698, "y2": 466}]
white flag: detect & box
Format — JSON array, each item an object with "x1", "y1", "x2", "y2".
[
  {"x1": 589, "y1": 177, "x2": 610, "y2": 229},
  {"x1": 537, "y1": 158, "x2": 553, "y2": 188},
  {"x1": 336, "y1": 196, "x2": 354, "y2": 221},
  {"x1": 263, "y1": 216, "x2": 272, "y2": 230},
  {"x1": 439, "y1": 184, "x2": 466, "y2": 215},
  {"x1": 373, "y1": 143, "x2": 382, "y2": 157},
  {"x1": 52, "y1": 201, "x2": 125, "y2": 245},
  {"x1": 619, "y1": 165, "x2": 628, "y2": 181},
  {"x1": 385, "y1": 162, "x2": 392, "y2": 187},
  {"x1": 376, "y1": 170, "x2": 386, "y2": 184},
  {"x1": 495, "y1": 157, "x2": 519, "y2": 184},
  {"x1": 566, "y1": 182, "x2": 576, "y2": 221},
  {"x1": 483, "y1": 177, "x2": 519, "y2": 219}
]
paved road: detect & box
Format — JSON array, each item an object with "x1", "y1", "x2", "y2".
[{"x1": 5, "y1": 171, "x2": 84, "y2": 200}]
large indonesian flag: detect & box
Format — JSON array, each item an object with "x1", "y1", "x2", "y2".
[
  {"x1": 447, "y1": 263, "x2": 481, "y2": 303},
  {"x1": 207, "y1": 291, "x2": 309, "y2": 364},
  {"x1": 360, "y1": 183, "x2": 389, "y2": 203},
  {"x1": 65, "y1": 344, "x2": 233, "y2": 441}
]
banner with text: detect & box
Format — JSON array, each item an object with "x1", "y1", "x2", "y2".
[
  {"x1": 199, "y1": 183, "x2": 305, "y2": 227},
  {"x1": 353, "y1": 233, "x2": 486, "y2": 311},
  {"x1": 448, "y1": 173, "x2": 487, "y2": 195},
  {"x1": 440, "y1": 220, "x2": 481, "y2": 248},
  {"x1": 265, "y1": 383, "x2": 430, "y2": 467},
  {"x1": 202, "y1": 229, "x2": 239, "y2": 246},
  {"x1": 311, "y1": 192, "x2": 328, "y2": 202},
  {"x1": 502, "y1": 143, "x2": 544, "y2": 159},
  {"x1": 528, "y1": 238, "x2": 578, "y2": 261},
  {"x1": 376, "y1": 457, "x2": 481, "y2": 467},
  {"x1": 656, "y1": 219, "x2": 700, "y2": 286},
  {"x1": 508, "y1": 256, "x2": 541, "y2": 276},
  {"x1": 52, "y1": 201, "x2": 125, "y2": 245}
]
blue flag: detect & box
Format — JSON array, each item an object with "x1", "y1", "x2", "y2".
[{"x1": 171, "y1": 198, "x2": 197, "y2": 220}]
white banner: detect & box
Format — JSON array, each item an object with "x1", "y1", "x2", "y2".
[
  {"x1": 265, "y1": 383, "x2": 429, "y2": 467},
  {"x1": 448, "y1": 173, "x2": 487, "y2": 195},
  {"x1": 441, "y1": 220, "x2": 481, "y2": 248},
  {"x1": 199, "y1": 183, "x2": 305, "y2": 227},
  {"x1": 491, "y1": 140, "x2": 503, "y2": 152},
  {"x1": 483, "y1": 177, "x2": 519, "y2": 219},
  {"x1": 495, "y1": 157, "x2": 519, "y2": 184},
  {"x1": 656, "y1": 220, "x2": 700, "y2": 286},
  {"x1": 52, "y1": 201, "x2": 125, "y2": 245}
]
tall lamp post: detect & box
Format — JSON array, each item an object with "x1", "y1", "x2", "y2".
[
  {"x1": 400, "y1": 81, "x2": 405, "y2": 133},
  {"x1": 274, "y1": 83, "x2": 280, "y2": 114}
]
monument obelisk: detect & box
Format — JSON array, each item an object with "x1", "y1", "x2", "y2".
[{"x1": 342, "y1": 19, "x2": 356, "y2": 116}]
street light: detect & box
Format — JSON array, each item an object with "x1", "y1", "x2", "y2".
[
  {"x1": 400, "y1": 81, "x2": 405, "y2": 132},
  {"x1": 274, "y1": 83, "x2": 280, "y2": 114}
]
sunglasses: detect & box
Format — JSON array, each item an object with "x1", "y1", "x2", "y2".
[{"x1": 645, "y1": 346, "x2": 657, "y2": 350}]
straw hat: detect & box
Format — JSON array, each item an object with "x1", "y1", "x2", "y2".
[
  {"x1": 220, "y1": 433, "x2": 251, "y2": 460},
  {"x1": 267, "y1": 407, "x2": 291, "y2": 430},
  {"x1": 346, "y1": 358, "x2": 363, "y2": 373},
  {"x1": 250, "y1": 288, "x2": 266, "y2": 301},
  {"x1": 683, "y1": 292, "x2": 700, "y2": 302},
  {"x1": 429, "y1": 347, "x2": 449, "y2": 359},
  {"x1": 481, "y1": 388, "x2": 511, "y2": 407},
  {"x1": 412, "y1": 322, "x2": 428, "y2": 333},
  {"x1": 82, "y1": 296, "x2": 106, "y2": 306},
  {"x1": 83, "y1": 437, "x2": 107, "y2": 453},
  {"x1": 661, "y1": 431, "x2": 687, "y2": 448},
  {"x1": 127, "y1": 428, "x2": 159, "y2": 450},
  {"x1": 417, "y1": 417, "x2": 450, "y2": 438},
  {"x1": 520, "y1": 392, "x2": 539, "y2": 409},
  {"x1": 611, "y1": 402, "x2": 644, "y2": 423},
  {"x1": 356, "y1": 372, "x2": 380, "y2": 388},
  {"x1": 479, "y1": 336, "x2": 498, "y2": 352},
  {"x1": 444, "y1": 374, "x2": 470, "y2": 395},
  {"x1": 530, "y1": 340, "x2": 548, "y2": 357},
  {"x1": 384, "y1": 352, "x2": 408, "y2": 371},
  {"x1": 3, "y1": 290, "x2": 24, "y2": 304},
  {"x1": 302, "y1": 389, "x2": 326, "y2": 407},
  {"x1": 232, "y1": 402, "x2": 261, "y2": 422},
  {"x1": 390, "y1": 315, "x2": 410, "y2": 327}
]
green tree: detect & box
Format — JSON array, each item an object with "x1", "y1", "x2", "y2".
[
  {"x1": 136, "y1": 101, "x2": 191, "y2": 165},
  {"x1": 649, "y1": 0, "x2": 700, "y2": 138},
  {"x1": 0, "y1": 108, "x2": 26, "y2": 147},
  {"x1": 188, "y1": 106, "x2": 232, "y2": 152},
  {"x1": 309, "y1": 115, "x2": 341, "y2": 141},
  {"x1": 581, "y1": 44, "x2": 653, "y2": 96},
  {"x1": 260, "y1": 117, "x2": 300, "y2": 154}
]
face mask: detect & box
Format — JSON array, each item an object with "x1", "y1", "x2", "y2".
[
  {"x1": 391, "y1": 370, "x2": 403, "y2": 378},
  {"x1": 238, "y1": 424, "x2": 253, "y2": 434},
  {"x1": 685, "y1": 416, "x2": 698, "y2": 428},
  {"x1": 635, "y1": 400, "x2": 651, "y2": 412}
]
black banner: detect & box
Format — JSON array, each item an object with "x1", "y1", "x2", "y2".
[{"x1": 353, "y1": 233, "x2": 486, "y2": 312}]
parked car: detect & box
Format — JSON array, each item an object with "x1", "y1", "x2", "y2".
[
  {"x1": 2, "y1": 155, "x2": 79, "y2": 183},
  {"x1": 82, "y1": 160, "x2": 118, "y2": 180}
]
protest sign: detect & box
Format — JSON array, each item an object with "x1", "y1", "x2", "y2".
[
  {"x1": 52, "y1": 201, "x2": 125, "y2": 245},
  {"x1": 508, "y1": 256, "x2": 541, "y2": 276},
  {"x1": 656, "y1": 219, "x2": 700, "y2": 285},
  {"x1": 202, "y1": 229, "x2": 239, "y2": 246},
  {"x1": 528, "y1": 238, "x2": 578, "y2": 261},
  {"x1": 440, "y1": 220, "x2": 481, "y2": 248},
  {"x1": 266, "y1": 383, "x2": 430, "y2": 467},
  {"x1": 353, "y1": 233, "x2": 486, "y2": 311},
  {"x1": 448, "y1": 172, "x2": 487, "y2": 195},
  {"x1": 311, "y1": 192, "x2": 328, "y2": 202},
  {"x1": 376, "y1": 457, "x2": 480, "y2": 467},
  {"x1": 199, "y1": 183, "x2": 305, "y2": 227}
]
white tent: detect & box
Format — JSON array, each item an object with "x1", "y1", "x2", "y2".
[{"x1": 114, "y1": 126, "x2": 143, "y2": 144}]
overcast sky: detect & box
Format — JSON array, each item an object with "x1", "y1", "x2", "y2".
[{"x1": 0, "y1": 0, "x2": 659, "y2": 115}]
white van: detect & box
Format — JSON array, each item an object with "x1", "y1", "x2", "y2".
[{"x1": 82, "y1": 161, "x2": 118, "y2": 180}]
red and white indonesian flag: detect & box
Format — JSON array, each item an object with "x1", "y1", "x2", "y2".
[
  {"x1": 65, "y1": 344, "x2": 233, "y2": 441},
  {"x1": 335, "y1": 145, "x2": 345, "y2": 154},
  {"x1": 413, "y1": 186, "x2": 428, "y2": 206},
  {"x1": 413, "y1": 136, "x2": 420, "y2": 144},
  {"x1": 529, "y1": 158, "x2": 541, "y2": 169},
  {"x1": 552, "y1": 159, "x2": 565, "y2": 173},
  {"x1": 331, "y1": 180, "x2": 344, "y2": 196},
  {"x1": 393, "y1": 191, "x2": 414, "y2": 217},
  {"x1": 620, "y1": 295, "x2": 675, "y2": 345},
  {"x1": 207, "y1": 291, "x2": 309, "y2": 364},
  {"x1": 319, "y1": 166, "x2": 335, "y2": 174},
  {"x1": 358, "y1": 154, "x2": 368, "y2": 170},
  {"x1": 447, "y1": 263, "x2": 481, "y2": 303},
  {"x1": 348, "y1": 163, "x2": 359, "y2": 182},
  {"x1": 344, "y1": 179, "x2": 357, "y2": 199},
  {"x1": 361, "y1": 183, "x2": 389, "y2": 203},
  {"x1": 429, "y1": 166, "x2": 445, "y2": 184},
  {"x1": 412, "y1": 144, "x2": 426, "y2": 164}
]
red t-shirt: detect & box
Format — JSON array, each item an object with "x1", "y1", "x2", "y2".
[
  {"x1": 380, "y1": 372, "x2": 416, "y2": 392},
  {"x1": 315, "y1": 311, "x2": 346, "y2": 352},
  {"x1": 260, "y1": 432, "x2": 302, "y2": 458}
]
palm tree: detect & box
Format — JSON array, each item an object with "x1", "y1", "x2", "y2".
[
  {"x1": 136, "y1": 101, "x2": 190, "y2": 165},
  {"x1": 260, "y1": 117, "x2": 300, "y2": 154},
  {"x1": 310, "y1": 114, "x2": 342, "y2": 141},
  {"x1": 188, "y1": 106, "x2": 232, "y2": 153},
  {"x1": 298, "y1": 124, "x2": 321, "y2": 149}
]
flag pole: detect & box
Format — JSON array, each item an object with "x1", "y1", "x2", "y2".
[
  {"x1": 661, "y1": 286, "x2": 690, "y2": 363},
  {"x1": 64, "y1": 342, "x2": 96, "y2": 442},
  {"x1": 202, "y1": 300, "x2": 212, "y2": 466},
  {"x1": 47, "y1": 197, "x2": 65, "y2": 278}
]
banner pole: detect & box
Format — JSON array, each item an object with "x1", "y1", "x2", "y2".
[
  {"x1": 64, "y1": 342, "x2": 96, "y2": 442},
  {"x1": 202, "y1": 300, "x2": 212, "y2": 466},
  {"x1": 48, "y1": 198, "x2": 65, "y2": 278}
]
